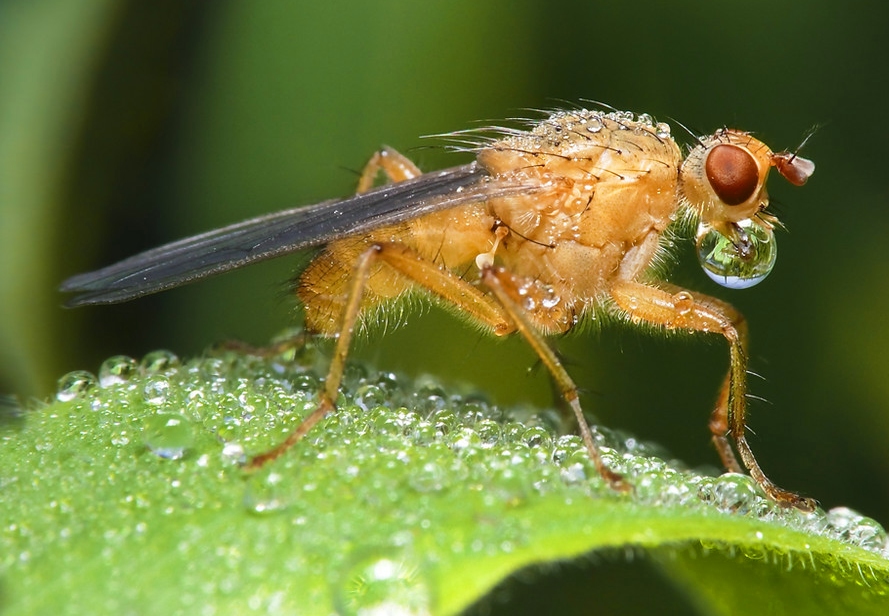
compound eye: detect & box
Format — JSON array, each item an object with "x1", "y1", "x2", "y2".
[{"x1": 705, "y1": 144, "x2": 760, "y2": 206}]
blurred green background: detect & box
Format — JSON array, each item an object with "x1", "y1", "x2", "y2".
[{"x1": 2, "y1": 1, "x2": 888, "y2": 611}]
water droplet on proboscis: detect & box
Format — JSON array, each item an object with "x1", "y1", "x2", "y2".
[{"x1": 696, "y1": 219, "x2": 777, "y2": 289}]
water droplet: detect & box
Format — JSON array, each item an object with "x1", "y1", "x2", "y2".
[
  {"x1": 446, "y1": 427, "x2": 480, "y2": 452},
  {"x1": 655, "y1": 122, "x2": 671, "y2": 138},
  {"x1": 823, "y1": 507, "x2": 888, "y2": 552},
  {"x1": 585, "y1": 117, "x2": 603, "y2": 133},
  {"x1": 413, "y1": 385, "x2": 447, "y2": 414},
  {"x1": 660, "y1": 476, "x2": 697, "y2": 506},
  {"x1": 552, "y1": 435, "x2": 584, "y2": 465},
  {"x1": 371, "y1": 407, "x2": 406, "y2": 436},
  {"x1": 700, "y1": 474, "x2": 769, "y2": 515},
  {"x1": 98, "y1": 355, "x2": 138, "y2": 387},
  {"x1": 474, "y1": 419, "x2": 501, "y2": 447},
  {"x1": 142, "y1": 412, "x2": 194, "y2": 460},
  {"x1": 140, "y1": 349, "x2": 180, "y2": 373},
  {"x1": 56, "y1": 370, "x2": 97, "y2": 402},
  {"x1": 341, "y1": 363, "x2": 369, "y2": 389},
  {"x1": 501, "y1": 421, "x2": 526, "y2": 443},
  {"x1": 458, "y1": 399, "x2": 490, "y2": 423},
  {"x1": 616, "y1": 110, "x2": 634, "y2": 122},
  {"x1": 110, "y1": 431, "x2": 130, "y2": 447},
  {"x1": 430, "y1": 409, "x2": 459, "y2": 437},
  {"x1": 200, "y1": 357, "x2": 226, "y2": 379},
  {"x1": 374, "y1": 372, "x2": 400, "y2": 393},
  {"x1": 560, "y1": 462, "x2": 587, "y2": 485},
  {"x1": 401, "y1": 415, "x2": 431, "y2": 445},
  {"x1": 142, "y1": 376, "x2": 171, "y2": 406},
  {"x1": 696, "y1": 219, "x2": 777, "y2": 289},
  {"x1": 409, "y1": 462, "x2": 449, "y2": 493},
  {"x1": 292, "y1": 373, "x2": 320, "y2": 392},
  {"x1": 672, "y1": 291, "x2": 694, "y2": 316},
  {"x1": 220, "y1": 442, "x2": 246, "y2": 465},
  {"x1": 354, "y1": 384, "x2": 386, "y2": 411},
  {"x1": 244, "y1": 469, "x2": 292, "y2": 514},
  {"x1": 335, "y1": 552, "x2": 432, "y2": 616}
]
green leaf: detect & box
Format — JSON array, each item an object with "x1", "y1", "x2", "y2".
[{"x1": 2, "y1": 345, "x2": 888, "y2": 615}]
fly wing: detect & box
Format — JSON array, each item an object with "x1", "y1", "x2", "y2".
[{"x1": 61, "y1": 163, "x2": 536, "y2": 307}]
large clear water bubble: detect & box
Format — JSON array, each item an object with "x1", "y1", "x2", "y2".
[
  {"x1": 142, "y1": 412, "x2": 194, "y2": 460},
  {"x1": 56, "y1": 370, "x2": 97, "y2": 402},
  {"x1": 696, "y1": 218, "x2": 777, "y2": 289}
]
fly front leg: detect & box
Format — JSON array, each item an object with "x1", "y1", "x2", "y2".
[
  {"x1": 609, "y1": 280, "x2": 815, "y2": 511},
  {"x1": 481, "y1": 266, "x2": 631, "y2": 493}
]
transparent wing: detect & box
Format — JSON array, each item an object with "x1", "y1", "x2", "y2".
[{"x1": 61, "y1": 163, "x2": 538, "y2": 307}]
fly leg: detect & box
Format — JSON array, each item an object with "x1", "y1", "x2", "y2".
[
  {"x1": 481, "y1": 266, "x2": 631, "y2": 492},
  {"x1": 212, "y1": 331, "x2": 309, "y2": 358},
  {"x1": 356, "y1": 146, "x2": 422, "y2": 193},
  {"x1": 245, "y1": 246, "x2": 378, "y2": 469},
  {"x1": 246, "y1": 148, "x2": 434, "y2": 467},
  {"x1": 247, "y1": 242, "x2": 514, "y2": 469},
  {"x1": 609, "y1": 280, "x2": 816, "y2": 511},
  {"x1": 710, "y1": 368, "x2": 744, "y2": 474}
]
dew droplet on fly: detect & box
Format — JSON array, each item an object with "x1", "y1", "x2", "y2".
[{"x1": 695, "y1": 218, "x2": 777, "y2": 289}]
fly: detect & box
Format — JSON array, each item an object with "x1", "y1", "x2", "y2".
[{"x1": 61, "y1": 107, "x2": 816, "y2": 510}]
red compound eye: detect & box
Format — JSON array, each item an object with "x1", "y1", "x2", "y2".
[{"x1": 705, "y1": 144, "x2": 759, "y2": 205}]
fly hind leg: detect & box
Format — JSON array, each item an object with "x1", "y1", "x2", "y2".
[
  {"x1": 356, "y1": 146, "x2": 422, "y2": 193},
  {"x1": 247, "y1": 241, "x2": 514, "y2": 469},
  {"x1": 246, "y1": 148, "x2": 426, "y2": 467},
  {"x1": 246, "y1": 244, "x2": 381, "y2": 469},
  {"x1": 212, "y1": 330, "x2": 309, "y2": 358}
]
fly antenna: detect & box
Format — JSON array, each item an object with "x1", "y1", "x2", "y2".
[{"x1": 789, "y1": 123, "x2": 822, "y2": 161}]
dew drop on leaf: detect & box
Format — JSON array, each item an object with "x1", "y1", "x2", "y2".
[
  {"x1": 142, "y1": 412, "x2": 194, "y2": 460},
  {"x1": 98, "y1": 355, "x2": 138, "y2": 387},
  {"x1": 56, "y1": 370, "x2": 97, "y2": 402}
]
